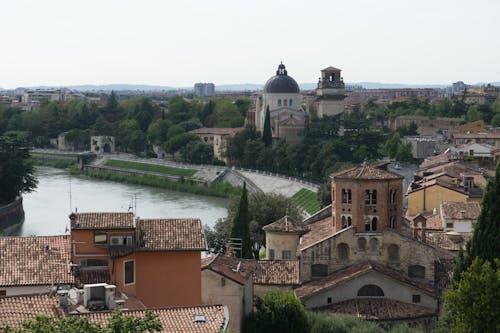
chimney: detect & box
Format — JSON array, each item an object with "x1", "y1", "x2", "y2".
[{"x1": 57, "y1": 290, "x2": 69, "y2": 308}]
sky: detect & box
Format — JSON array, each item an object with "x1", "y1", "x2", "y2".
[{"x1": 1, "y1": 0, "x2": 499, "y2": 88}]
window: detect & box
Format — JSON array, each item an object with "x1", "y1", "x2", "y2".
[
  {"x1": 0, "y1": 290, "x2": 6, "y2": 297},
  {"x1": 347, "y1": 190, "x2": 352, "y2": 204},
  {"x1": 110, "y1": 235, "x2": 133, "y2": 247},
  {"x1": 282, "y1": 250, "x2": 292, "y2": 260},
  {"x1": 311, "y1": 264, "x2": 328, "y2": 278},
  {"x1": 408, "y1": 265, "x2": 426, "y2": 279},
  {"x1": 371, "y1": 190, "x2": 377, "y2": 205},
  {"x1": 357, "y1": 284, "x2": 384, "y2": 297},
  {"x1": 124, "y1": 260, "x2": 135, "y2": 285},
  {"x1": 412, "y1": 294, "x2": 421, "y2": 303},
  {"x1": 446, "y1": 222, "x2": 453, "y2": 228},
  {"x1": 284, "y1": 99, "x2": 288, "y2": 106},
  {"x1": 327, "y1": 297, "x2": 332, "y2": 304},
  {"x1": 289, "y1": 99, "x2": 292, "y2": 106},
  {"x1": 342, "y1": 189, "x2": 347, "y2": 203},
  {"x1": 365, "y1": 217, "x2": 377, "y2": 232},
  {"x1": 390, "y1": 216, "x2": 396, "y2": 229},
  {"x1": 365, "y1": 190, "x2": 377, "y2": 206},
  {"x1": 390, "y1": 190, "x2": 397, "y2": 204},
  {"x1": 94, "y1": 232, "x2": 107, "y2": 244},
  {"x1": 337, "y1": 243, "x2": 349, "y2": 261},
  {"x1": 278, "y1": 99, "x2": 282, "y2": 107},
  {"x1": 388, "y1": 244, "x2": 400, "y2": 262},
  {"x1": 80, "y1": 258, "x2": 108, "y2": 268},
  {"x1": 365, "y1": 190, "x2": 370, "y2": 205},
  {"x1": 220, "y1": 278, "x2": 226, "y2": 287},
  {"x1": 369, "y1": 238, "x2": 379, "y2": 252},
  {"x1": 269, "y1": 249, "x2": 275, "y2": 260},
  {"x1": 341, "y1": 216, "x2": 347, "y2": 228}
]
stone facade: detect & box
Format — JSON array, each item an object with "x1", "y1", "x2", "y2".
[{"x1": 91, "y1": 136, "x2": 115, "y2": 154}]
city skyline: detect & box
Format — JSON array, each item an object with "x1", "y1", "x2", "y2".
[{"x1": 1, "y1": 0, "x2": 499, "y2": 89}]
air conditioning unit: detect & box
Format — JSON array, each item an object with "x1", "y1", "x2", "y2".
[{"x1": 83, "y1": 283, "x2": 107, "y2": 309}]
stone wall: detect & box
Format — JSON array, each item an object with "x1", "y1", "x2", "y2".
[{"x1": 0, "y1": 196, "x2": 24, "y2": 231}]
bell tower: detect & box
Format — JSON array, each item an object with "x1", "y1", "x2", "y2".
[{"x1": 315, "y1": 66, "x2": 346, "y2": 118}]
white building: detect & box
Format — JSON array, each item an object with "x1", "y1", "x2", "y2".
[
  {"x1": 194, "y1": 83, "x2": 215, "y2": 97},
  {"x1": 255, "y1": 63, "x2": 307, "y2": 144}
]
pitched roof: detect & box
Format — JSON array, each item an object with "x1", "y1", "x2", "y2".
[
  {"x1": 137, "y1": 218, "x2": 206, "y2": 251},
  {"x1": 0, "y1": 294, "x2": 228, "y2": 333},
  {"x1": 295, "y1": 261, "x2": 435, "y2": 300},
  {"x1": 441, "y1": 201, "x2": 481, "y2": 220},
  {"x1": 322, "y1": 66, "x2": 342, "y2": 71},
  {"x1": 202, "y1": 254, "x2": 300, "y2": 286},
  {"x1": 190, "y1": 127, "x2": 243, "y2": 136},
  {"x1": 298, "y1": 217, "x2": 336, "y2": 252},
  {"x1": 0, "y1": 235, "x2": 73, "y2": 287},
  {"x1": 262, "y1": 215, "x2": 309, "y2": 234},
  {"x1": 331, "y1": 164, "x2": 403, "y2": 180},
  {"x1": 70, "y1": 212, "x2": 134, "y2": 230},
  {"x1": 316, "y1": 298, "x2": 436, "y2": 320},
  {"x1": 79, "y1": 305, "x2": 228, "y2": 333},
  {"x1": 0, "y1": 294, "x2": 63, "y2": 329}
]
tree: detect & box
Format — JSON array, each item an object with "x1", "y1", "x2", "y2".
[
  {"x1": 230, "y1": 183, "x2": 252, "y2": 258},
  {"x1": 0, "y1": 132, "x2": 38, "y2": 205},
  {"x1": 163, "y1": 133, "x2": 200, "y2": 159},
  {"x1": 244, "y1": 290, "x2": 310, "y2": 333},
  {"x1": 262, "y1": 106, "x2": 272, "y2": 147},
  {"x1": 437, "y1": 258, "x2": 500, "y2": 333},
  {"x1": 180, "y1": 141, "x2": 214, "y2": 164},
  {"x1": 1, "y1": 310, "x2": 162, "y2": 333}
]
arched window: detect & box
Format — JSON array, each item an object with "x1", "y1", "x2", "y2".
[
  {"x1": 347, "y1": 190, "x2": 352, "y2": 204},
  {"x1": 371, "y1": 190, "x2": 377, "y2": 205},
  {"x1": 289, "y1": 99, "x2": 292, "y2": 106},
  {"x1": 357, "y1": 284, "x2": 384, "y2": 297},
  {"x1": 278, "y1": 99, "x2": 282, "y2": 107},
  {"x1": 372, "y1": 217, "x2": 377, "y2": 231},
  {"x1": 284, "y1": 99, "x2": 288, "y2": 106},
  {"x1": 311, "y1": 264, "x2": 328, "y2": 278},
  {"x1": 390, "y1": 190, "x2": 397, "y2": 204},
  {"x1": 347, "y1": 216, "x2": 352, "y2": 227},
  {"x1": 341, "y1": 216, "x2": 347, "y2": 229},
  {"x1": 358, "y1": 237, "x2": 367, "y2": 251},
  {"x1": 365, "y1": 217, "x2": 378, "y2": 232},
  {"x1": 408, "y1": 265, "x2": 426, "y2": 279},
  {"x1": 337, "y1": 243, "x2": 349, "y2": 261},
  {"x1": 390, "y1": 216, "x2": 396, "y2": 229},
  {"x1": 388, "y1": 244, "x2": 400, "y2": 262},
  {"x1": 369, "y1": 238, "x2": 379, "y2": 252},
  {"x1": 365, "y1": 190, "x2": 371, "y2": 205}
]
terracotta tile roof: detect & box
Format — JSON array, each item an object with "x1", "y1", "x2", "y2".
[
  {"x1": 79, "y1": 305, "x2": 228, "y2": 333},
  {"x1": 190, "y1": 127, "x2": 243, "y2": 136},
  {"x1": 202, "y1": 254, "x2": 300, "y2": 286},
  {"x1": 315, "y1": 298, "x2": 437, "y2": 320},
  {"x1": 331, "y1": 164, "x2": 403, "y2": 180},
  {"x1": 252, "y1": 260, "x2": 300, "y2": 285},
  {"x1": 295, "y1": 261, "x2": 435, "y2": 300},
  {"x1": 0, "y1": 294, "x2": 63, "y2": 329},
  {"x1": 137, "y1": 219, "x2": 206, "y2": 251},
  {"x1": 441, "y1": 201, "x2": 481, "y2": 220},
  {"x1": 420, "y1": 153, "x2": 455, "y2": 170},
  {"x1": 425, "y1": 231, "x2": 471, "y2": 251},
  {"x1": 411, "y1": 212, "x2": 443, "y2": 231},
  {"x1": 262, "y1": 215, "x2": 309, "y2": 234},
  {"x1": 298, "y1": 217, "x2": 336, "y2": 252},
  {"x1": 0, "y1": 235, "x2": 73, "y2": 287},
  {"x1": 70, "y1": 212, "x2": 134, "y2": 230}
]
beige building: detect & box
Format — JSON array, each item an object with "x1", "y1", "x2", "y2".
[
  {"x1": 190, "y1": 127, "x2": 243, "y2": 164},
  {"x1": 263, "y1": 215, "x2": 309, "y2": 260},
  {"x1": 315, "y1": 66, "x2": 346, "y2": 118}
]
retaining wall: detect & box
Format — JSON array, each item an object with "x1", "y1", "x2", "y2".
[{"x1": 0, "y1": 196, "x2": 24, "y2": 230}]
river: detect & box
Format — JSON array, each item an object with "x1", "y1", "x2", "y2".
[{"x1": 15, "y1": 166, "x2": 229, "y2": 236}]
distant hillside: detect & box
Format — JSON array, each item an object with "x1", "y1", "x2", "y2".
[
  {"x1": 215, "y1": 84, "x2": 263, "y2": 91},
  {"x1": 21, "y1": 84, "x2": 175, "y2": 92}
]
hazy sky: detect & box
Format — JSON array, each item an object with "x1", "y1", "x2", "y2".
[{"x1": 1, "y1": 0, "x2": 499, "y2": 88}]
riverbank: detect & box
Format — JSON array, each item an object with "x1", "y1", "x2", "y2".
[{"x1": 76, "y1": 168, "x2": 241, "y2": 198}]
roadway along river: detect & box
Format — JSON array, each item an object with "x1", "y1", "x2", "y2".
[{"x1": 16, "y1": 166, "x2": 229, "y2": 236}]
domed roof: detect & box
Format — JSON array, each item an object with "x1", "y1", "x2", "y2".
[{"x1": 263, "y1": 63, "x2": 300, "y2": 94}]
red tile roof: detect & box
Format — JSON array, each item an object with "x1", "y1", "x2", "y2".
[
  {"x1": 295, "y1": 261, "x2": 435, "y2": 300},
  {"x1": 0, "y1": 235, "x2": 73, "y2": 287},
  {"x1": 137, "y1": 219, "x2": 206, "y2": 251},
  {"x1": 262, "y1": 215, "x2": 309, "y2": 234},
  {"x1": 0, "y1": 294, "x2": 63, "y2": 329},
  {"x1": 331, "y1": 164, "x2": 403, "y2": 180},
  {"x1": 316, "y1": 298, "x2": 436, "y2": 320},
  {"x1": 425, "y1": 231, "x2": 471, "y2": 251},
  {"x1": 298, "y1": 217, "x2": 336, "y2": 252},
  {"x1": 441, "y1": 201, "x2": 481, "y2": 220},
  {"x1": 79, "y1": 305, "x2": 228, "y2": 333},
  {"x1": 70, "y1": 212, "x2": 134, "y2": 230}
]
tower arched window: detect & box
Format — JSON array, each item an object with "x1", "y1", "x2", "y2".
[
  {"x1": 347, "y1": 190, "x2": 352, "y2": 204},
  {"x1": 390, "y1": 216, "x2": 396, "y2": 229},
  {"x1": 347, "y1": 216, "x2": 352, "y2": 227},
  {"x1": 365, "y1": 217, "x2": 378, "y2": 232},
  {"x1": 357, "y1": 284, "x2": 384, "y2": 297},
  {"x1": 371, "y1": 190, "x2": 377, "y2": 205},
  {"x1": 390, "y1": 190, "x2": 397, "y2": 204},
  {"x1": 369, "y1": 238, "x2": 379, "y2": 252},
  {"x1": 278, "y1": 99, "x2": 282, "y2": 107},
  {"x1": 284, "y1": 99, "x2": 288, "y2": 106},
  {"x1": 341, "y1": 216, "x2": 347, "y2": 229}
]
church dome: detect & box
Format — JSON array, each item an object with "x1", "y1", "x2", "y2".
[{"x1": 263, "y1": 63, "x2": 300, "y2": 94}]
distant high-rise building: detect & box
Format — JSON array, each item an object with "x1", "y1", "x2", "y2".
[{"x1": 194, "y1": 83, "x2": 215, "y2": 97}]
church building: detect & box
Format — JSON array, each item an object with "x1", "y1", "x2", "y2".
[{"x1": 254, "y1": 63, "x2": 308, "y2": 144}]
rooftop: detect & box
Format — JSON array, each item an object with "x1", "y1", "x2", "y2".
[
  {"x1": 0, "y1": 235, "x2": 72, "y2": 287},
  {"x1": 295, "y1": 261, "x2": 435, "y2": 300},
  {"x1": 137, "y1": 218, "x2": 206, "y2": 251},
  {"x1": 331, "y1": 164, "x2": 403, "y2": 181},
  {"x1": 262, "y1": 215, "x2": 309, "y2": 234},
  {"x1": 189, "y1": 127, "x2": 243, "y2": 136},
  {"x1": 297, "y1": 217, "x2": 336, "y2": 252},
  {"x1": 441, "y1": 201, "x2": 481, "y2": 220},
  {"x1": 70, "y1": 212, "x2": 135, "y2": 230},
  {"x1": 0, "y1": 294, "x2": 62, "y2": 329},
  {"x1": 315, "y1": 298, "x2": 436, "y2": 320}
]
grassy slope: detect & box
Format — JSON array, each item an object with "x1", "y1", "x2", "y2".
[
  {"x1": 292, "y1": 188, "x2": 320, "y2": 215},
  {"x1": 104, "y1": 159, "x2": 197, "y2": 178}
]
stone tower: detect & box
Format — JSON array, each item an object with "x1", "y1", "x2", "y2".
[{"x1": 315, "y1": 66, "x2": 346, "y2": 118}]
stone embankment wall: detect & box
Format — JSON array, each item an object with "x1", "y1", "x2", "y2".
[{"x1": 0, "y1": 196, "x2": 24, "y2": 230}]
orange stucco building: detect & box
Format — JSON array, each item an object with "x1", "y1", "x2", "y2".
[{"x1": 69, "y1": 212, "x2": 206, "y2": 307}]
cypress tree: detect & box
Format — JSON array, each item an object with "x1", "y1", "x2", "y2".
[
  {"x1": 262, "y1": 106, "x2": 272, "y2": 147},
  {"x1": 231, "y1": 183, "x2": 252, "y2": 258},
  {"x1": 468, "y1": 161, "x2": 500, "y2": 265}
]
